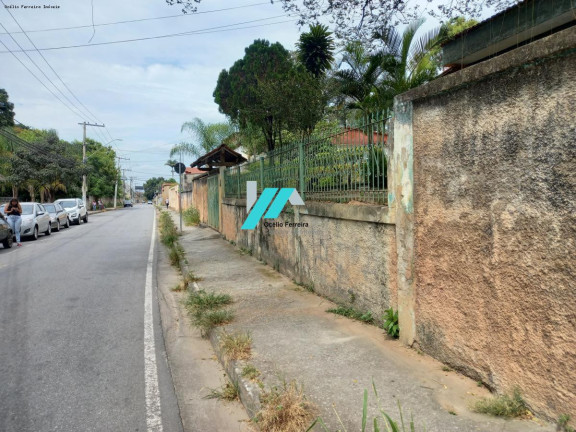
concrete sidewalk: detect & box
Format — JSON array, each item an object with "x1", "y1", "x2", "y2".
[{"x1": 171, "y1": 212, "x2": 554, "y2": 432}]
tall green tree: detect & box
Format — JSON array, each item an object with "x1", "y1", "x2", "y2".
[
  {"x1": 297, "y1": 24, "x2": 335, "y2": 78},
  {"x1": 214, "y1": 39, "x2": 327, "y2": 151},
  {"x1": 143, "y1": 177, "x2": 173, "y2": 200},
  {"x1": 213, "y1": 39, "x2": 293, "y2": 151},
  {"x1": 0, "y1": 89, "x2": 15, "y2": 127},
  {"x1": 83, "y1": 139, "x2": 119, "y2": 199}
]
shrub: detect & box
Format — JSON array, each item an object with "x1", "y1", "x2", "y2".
[{"x1": 182, "y1": 206, "x2": 200, "y2": 226}]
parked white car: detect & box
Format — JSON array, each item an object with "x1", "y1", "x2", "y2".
[
  {"x1": 54, "y1": 198, "x2": 88, "y2": 225},
  {"x1": 18, "y1": 202, "x2": 52, "y2": 240}
]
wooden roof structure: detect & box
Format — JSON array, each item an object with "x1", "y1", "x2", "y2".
[{"x1": 190, "y1": 144, "x2": 247, "y2": 171}]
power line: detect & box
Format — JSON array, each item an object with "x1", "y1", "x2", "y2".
[
  {"x1": 0, "y1": 2, "x2": 271, "y2": 35},
  {"x1": 0, "y1": 35, "x2": 86, "y2": 120},
  {"x1": 0, "y1": 16, "x2": 296, "y2": 53},
  {"x1": 0, "y1": 20, "x2": 92, "y2": 121},
  {"x1": 1, "y1": 1, "x2": 120, "y2": 145}
]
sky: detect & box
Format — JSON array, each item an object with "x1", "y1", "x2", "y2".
[
  {"x1": 0, "y1": 0, "x2": 304, "y2": 187},
  {"x1": 0, "y1": 0, "x2": 493, "y2": 189}
]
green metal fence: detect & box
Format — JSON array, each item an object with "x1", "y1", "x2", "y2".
[
  {"x1": 207, "y1": 174, "x2": 220, "y2": 229},
  {"x1": 224, "y1": 111, "x2": 389, "y2": 205}
]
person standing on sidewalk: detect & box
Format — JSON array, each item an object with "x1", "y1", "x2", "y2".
[
  {"x1": 4, "y1": 198, "x2": 23, "y2": 246},
  {"x1": 165, "y1": 198, "x2": 169, "y2": 209}
]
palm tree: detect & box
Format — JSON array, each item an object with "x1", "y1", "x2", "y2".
[
  {"x1": 332, "y1": 41, "x2": 385, "y2": 113},
  {"x1": 373, "y1": 19, "x2": 440, "y2": 108},
  {"x1": 297, "y1": 24, "x2": 335, "y2": 77},
  {"x1": 170, "y1": 118, "x2": 236, "y2": 159},
  {"x1": 333, "y1": 19, "x2": 442, "y2": 113}
]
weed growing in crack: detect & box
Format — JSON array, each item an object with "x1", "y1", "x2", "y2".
[
  {"x1": 255, "y1": 380, "x2": 317, "y2": 432},
  {"x1": 241, "y1": 364, "x2": 260, "y2": 380},
  {"x1": 185, "y1": 290, "x2": 234, "y2": 336},
  {"x1": 203, "y1": 378, "x2": 240, "y2": 401},
  {"x1": 219, "y1": 330, "x2": 252, "y2": 361},
  {"x1": 472, "y1": 388, "x2": 530, "y2": 418},
  {"x1": 327, "y1": 305, "x2": 374, "y2": 324},
  {"x1": 308, "y1": 381, "x2": 425, "y2": 432}
]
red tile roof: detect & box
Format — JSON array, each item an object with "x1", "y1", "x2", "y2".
[
  {"x1": 185, "y1": 167, "x2": 204, "y2": 175},
  {"x1": 331, "y1": 128, "x2": 388, "y2": 147}
]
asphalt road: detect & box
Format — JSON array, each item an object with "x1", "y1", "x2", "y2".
[{"x1": 0, "y1": 205, "x2": 183, "y2": 432}]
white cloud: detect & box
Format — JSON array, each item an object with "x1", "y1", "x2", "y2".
[{"x1": 0, "y1": 0, "x2": 301, "y2": 185}]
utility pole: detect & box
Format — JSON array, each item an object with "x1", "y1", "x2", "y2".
[
  {"x1": 121, "y1": 168, "x2": 132, "y2": 201},
  {"x1": 114, "y1": 156, "x2": 129, "y2": 209},
  {"x1": 179, "y1": 149, "x2": 183, "y2": 232},
  {"x1": 78, "y1": 122, "x2": 105, "y2": 205},
  {"x1": 129, "y1": 176, "x2": 135, "y2": 200}
]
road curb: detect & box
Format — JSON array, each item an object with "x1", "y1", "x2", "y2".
[{"x1": 187, "y1": 281, "x2": 263, "y2": 422}]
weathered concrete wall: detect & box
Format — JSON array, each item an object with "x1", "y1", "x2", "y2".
[
  {"x1": 192, "y1": 176, "x2": 208, "y2": 224},
  {"x1": 221, "y1": 199, "x2": 398, "y2": 317},
  {"x1": 400, "y1": 28, "x2": 575, "y2": 419}
]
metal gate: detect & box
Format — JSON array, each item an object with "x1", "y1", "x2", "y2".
[{"x1": 207, "y1": 174, "x2": 220, "y2": 229}]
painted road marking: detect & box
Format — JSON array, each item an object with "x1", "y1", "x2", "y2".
[{"x1": 144, "y1": 215, "x2": 163, "y2": 431}]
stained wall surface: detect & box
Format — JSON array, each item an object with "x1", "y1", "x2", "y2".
[
  {"x1": 221, "y1": 200, "x2": 398, "y2": 317},
  {"x1": 409, "y1": 31, "x2": 575, "y2": 418}
]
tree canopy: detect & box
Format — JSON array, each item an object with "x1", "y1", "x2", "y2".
[
  {"x1": 214, "y1": 39, "x2": 328, "y2": 151},
  {"x1": 0, "y1": 89, "x2": 15, "y2": 127},
  {"x1": 165, "y1": 0, "x2": 513, "y2": 39},
  {"x1": 143, "y1": 177, "x2": 174, "y2": 200}
]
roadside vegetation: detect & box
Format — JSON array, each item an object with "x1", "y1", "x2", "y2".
[
  {"x1": 219, "y1": 330, "x2": 252, "y2": 361},
  {"x1": 184, "y1": 289, "x2": 234, "y2": 337},
  {"x1": 256, "y1": 379, "x2": 317, "y2": 432},
  {"x1": 203, "y1": 378, "x2": 240, "y2": 402},
  {"x1": 309, "y1": 382, "x2": 425, "y2": 432},
  {"x1": 472, "y1": 388, "x2": 530, "y2": 418},
  {"x1": 182, "y1": 206, "x2": 200, "y2": 226}
]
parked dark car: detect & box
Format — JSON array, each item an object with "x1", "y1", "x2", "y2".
[
  {"x1": 43, "y1": 202, "x2": 70, "y2": 231},
  {"x1": 0, "y1": 212, "x2": 14, "y2": 248}
]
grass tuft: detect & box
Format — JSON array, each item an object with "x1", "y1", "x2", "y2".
[
  {"x1": 185, "y1": 270, "x2": 203, "y2": 283},
  {"x1": 219, "y1": 330, "x2": 252, "y2": 361},
  {"x1": 256, "y1": 380, "x2": 317, "y2": 432},
  {"x1": 203, "y1": 378, "x2": 240, "y2": 401},
  {"x1": 327, "y1": 305, "x2": 374, "y2": 324},
  {"x1": 185, "y1": 290, "x2": 234, "y2": 336},
  {"x1": 241, "y1": 364, "x2": 260, "y2": 380},
  {"x1": 472, "y1": 388, "x2": 529, "y2": 418},
  {"x1": 185, "y1": 290, "x2": 232, "y2": 310}
]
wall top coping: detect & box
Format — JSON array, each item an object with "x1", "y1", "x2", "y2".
[
  {"x1": 222, "y1": 197, "x2": 395, "y2": 225},
  {"x1": 397, "y1": 26, "x2": 575, "y2": 104}
]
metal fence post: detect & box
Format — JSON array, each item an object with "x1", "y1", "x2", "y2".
[
  {"x1": 236, "y1": 165, "x2": 241, "y2": 199},
  {"x1": 298, "y1": 140, "x2": 305, "y2": 199},
  {"x1": 259, "y1": 157, "x2": 264, "y2": 189}
]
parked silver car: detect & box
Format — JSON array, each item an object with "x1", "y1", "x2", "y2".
[
  {"x1": 18, "y1": 202, "x2": 52, "y2": 240},
  {"x1": 54, "y1": 198, "x2": 88, "y2": 225},
  {"x1": 43, "y1": 202, "x2": 70, "y2": 231}
]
